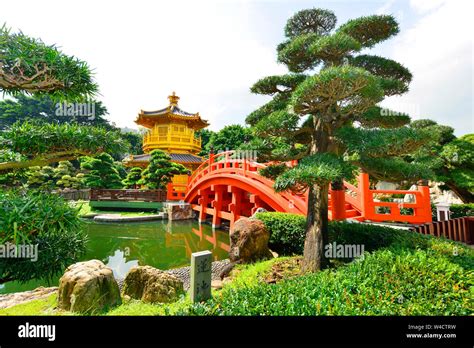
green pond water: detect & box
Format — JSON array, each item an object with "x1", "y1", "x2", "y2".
[{"x1": 0, "y1": 220, "x2": 229, "y2": 295}]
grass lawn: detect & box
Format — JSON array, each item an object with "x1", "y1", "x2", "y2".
[
  {"x1": 1, "y1": 225, "x2": 472, "y2": 316},
  {"x1": 0, "y1": 294, "x2": 61, "y2": 316}
]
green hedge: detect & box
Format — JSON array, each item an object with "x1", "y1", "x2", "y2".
[
  {"x1": 255, "y1": 212, "x2": 429, "y2": 256},
  {"x1": 0, "y1": 190, "x2": 87, "y2": 283},
  {"x1": 450, "y1": 203, "x2": 474, "y2": 219},
  {"x1": 255, "y1": 212, "x2": 306, "y2": 255}
]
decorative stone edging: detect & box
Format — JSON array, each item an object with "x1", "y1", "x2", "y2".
[
  {"x1": 0, "y1": 286, "x2": 58, "y2": 309},
  {"x1": 92, "y1": 213, "x2": 166, "y2": 222}
]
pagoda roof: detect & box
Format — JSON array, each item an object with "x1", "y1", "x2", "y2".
[
  {"x1": 129, "y1": 153, "x2": 203, "y2": 164},
  {"x1": 142, "y1": 105, "x2": 196, "y2": 117},
  {"x1": 135, "y1": 92, "x2": 209, "y2": 129}
]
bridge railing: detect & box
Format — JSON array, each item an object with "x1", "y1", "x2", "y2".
[
  {"x1": 342, "y1": 181, "x2": 362, "y2": 212},
  {"x1": 186, "y1": 152, "x2": 432, "y2": 224},
  {"x1": 188, "y1": 150, "x2": 260, "y2": 187},
  {"x1": 356, "y1": 173, "x2": 432, "y2": 224}
]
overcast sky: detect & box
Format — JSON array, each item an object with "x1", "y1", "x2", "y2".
[{"x1": 2, "y1": 0, "x2": 473, "y2": 135}]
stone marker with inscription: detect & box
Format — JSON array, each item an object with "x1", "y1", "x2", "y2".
[{"x1": 190, "y1": 250, "x2": 212, "y2": 303}]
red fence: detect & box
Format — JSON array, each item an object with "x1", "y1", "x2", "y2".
[
  {"x1": 411, "y1": 217, "x2": 473, "y2": 244},
  {"x1": 167, "y1": 174, "x2": 190, "y2": 201},
  {"x1": 353, "y1": 173, "x2": 432, "y2": 224},
  {"x1": 90, "y1": 189, "x2": 167, "y2": 202}
]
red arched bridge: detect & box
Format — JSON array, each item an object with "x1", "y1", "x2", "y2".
[{"x1": 167, "y1": 151, "x2": 432, "y2": 229}]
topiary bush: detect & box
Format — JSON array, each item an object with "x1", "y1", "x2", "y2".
[
  {"x1": 255, "y1": 212, "x2": 306, "y2": 255},
  {"x1": 449, "y1": 203, "x2": 474, "y2": 219},
  {"x1": 0, "y1": 190, "x2": 87, "y2": 283},
  {"x1": 255, "y1": 212, "x2": 430, "y2": 256}
]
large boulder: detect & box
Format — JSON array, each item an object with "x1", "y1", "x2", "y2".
[
  {"x1": 58, "y1": 260, "x2": 121, "y2": 313},
  {"x1": 229, "y1": 217, "x2": 273, "y2": 263},
  {"x1": 122, "y1": 266, "x2": 184, "y2": 303}
]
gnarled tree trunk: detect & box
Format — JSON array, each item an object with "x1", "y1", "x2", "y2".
[
  {"x1": 302, "y1": 116, "x2": 330, "y2": 272},
  {"x1": 302, "y1": 182, "x2": 329, "y2": 272}
]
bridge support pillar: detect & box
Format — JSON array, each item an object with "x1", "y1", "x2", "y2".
[
  {"x1": 211, "y1": 185, "x2": 225, "y2": 229},
  {"x1": 197, "y1": 189, "x2": 210, "y2": 224},
  {"x1": 228, "y1": 186, "x2": 242, "y2": 230},
  {"x1": 330, "y1": 181, "x2": 346, "y2": 220}
]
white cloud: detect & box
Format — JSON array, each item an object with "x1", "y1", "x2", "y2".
[
  {"x1": 1, "y1": 0, "x2": 472, "y2": 136},
  {"x1": 376, "y1": 0, "x2": 397, "y2": 14},
  {"x1": 1, "y1": 0, "x2": 285, "y2": 131},
  {"x1": 381, "y1": 0, "x2": 473, "y2": 135},
  {"x1": 409, "y1": 0, "x2": 446, "y2": 14}
]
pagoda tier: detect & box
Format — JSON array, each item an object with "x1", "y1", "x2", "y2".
[
  {"x1": 124, "y1": 92, "x2": 209, "y2": 171},
  {"x1": 126, "y1": 153, "x2": 203, "y2": 171},
  {"x1": 135, "y1": 92, "x2": 209, "y2": 154}
]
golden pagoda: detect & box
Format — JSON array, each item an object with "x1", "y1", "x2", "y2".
[{"x1": 125, "y1": 92, "x2": 209, "y2": 171}]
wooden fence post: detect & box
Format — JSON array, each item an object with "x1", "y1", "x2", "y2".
[{"x1": 358, "y1": 173, "x2": 371, "y2": 220}]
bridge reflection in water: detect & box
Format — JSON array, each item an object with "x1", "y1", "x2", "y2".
[{"x1": 165, "y1": 221, "x2": 229, "y2": 262}]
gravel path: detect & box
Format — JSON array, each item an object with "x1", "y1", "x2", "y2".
[
  {"x1": 0, "y1": 287, "x2": 57, "y2": 309},
  {"x1": 116, "y1": 259, "x2": 231, "y2": 292}
]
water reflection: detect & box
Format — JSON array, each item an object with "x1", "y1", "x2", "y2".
[
  {"x1": 165, "y1": 224, "x2": 230, "y2": 262},
  {"x1": 0, "y1": 220, "x2": 229, "y2": 294}
]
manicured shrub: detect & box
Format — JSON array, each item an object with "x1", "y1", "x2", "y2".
[
  {"x1": 328, "y1": 220, "x2": 430, "y2": 251},
  {"x1": 0, "y1": 190, "x2": 87, "y2": 283},
  {"x1": 449, "y1": 203, "x2": 474, "y2": 219},
  {"x1": 255, "y1": 212, "x2": 306, "y2": 255},
  {"x1": 255, "y1": 212, "x2": 430, "y2": 256}
]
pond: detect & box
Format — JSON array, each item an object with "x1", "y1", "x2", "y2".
[{"x1": 0, "y1": 220, "x2": 229, "y2": 294}]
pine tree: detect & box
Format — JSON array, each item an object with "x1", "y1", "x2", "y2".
[
  {"x1": 54, "y1": 161, "x2": 75, "y2": 181},
  {"x1": 247, "y1": 8, "x2": 432, "y2": 272},
  {"x1": 26, "y1": 166, "x2": 54, "y2": 189},
  {"x1": 409, "y1": 120, "x2": 473, "y2": 203},
  {"x1": 139, "y1": 150, "x2": 188, "y2": 189},
  {"x1": 80, "y1": 153, "x2": 122, "y2": 188},
  {"x1": 56, "y1": 174, "x2": 83, "y2": 189},
  {"x1": 122, "y1": 167, "x2": 143, "y2": 189}
]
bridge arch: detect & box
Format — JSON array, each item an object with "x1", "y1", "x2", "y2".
[
  {"x1": 186, "y1": 174, "x2": 307, "y2": 228},
  {"x1": 179, "y1": 151, "x2": 432, "y2": 229}
]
